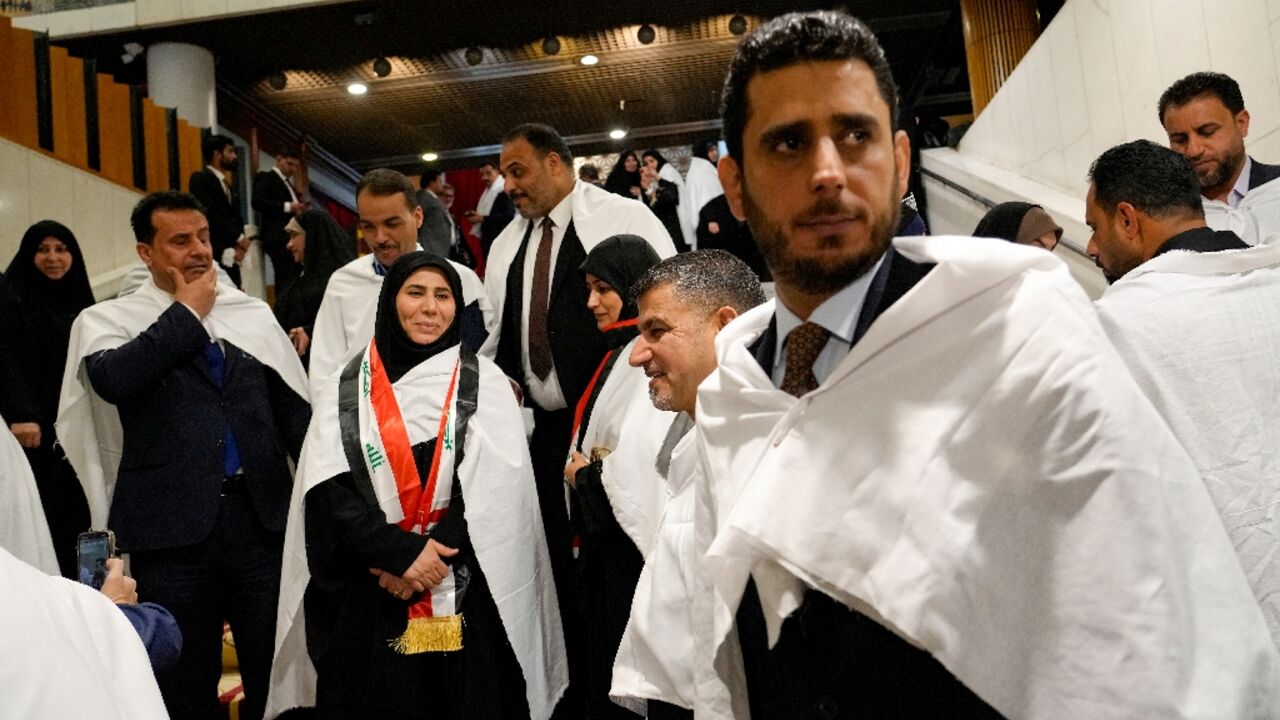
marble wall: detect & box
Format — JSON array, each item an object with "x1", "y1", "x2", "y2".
[
  {"x1": 958, "y1": 0, "x2": 1280, "y2": 199},
  {"x1": 0, "y1": 137, "x2": 143, "y2": 299},
  {"x1": 14, "y1": 0, "x2": 344, "y2": 37}
]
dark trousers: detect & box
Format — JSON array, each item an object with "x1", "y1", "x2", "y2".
[
  {"x1": 263, "y1": 238, "x2": 299, "y2": 297},
  {"x1": 131, "y1": 489, "x2": 284, "y2": 720},
  {"x1": 530, "y1": 405, "x2": 585, "y2": 718},
  {"x1": 26, "y1": 444, "x2": 90, "y2": 579},
  {"x1": 648, "y1": 700, "x2": 693, "y2": 720}
]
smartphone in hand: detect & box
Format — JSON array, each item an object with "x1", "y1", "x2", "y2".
[{"x1": 76, "y1": 530, "x2": 116, "y2": 590}]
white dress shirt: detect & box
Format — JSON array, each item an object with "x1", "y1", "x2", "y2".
[{"x1": 519, "y1": 187, "x2": 576, "y2": 410}]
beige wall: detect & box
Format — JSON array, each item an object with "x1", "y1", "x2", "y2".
[
  {"x1": 0, "y1": 136, "x2": 143, "y2": 298},
  {"x1": 14, "y1": 0, "x2": 346, "y2": 38}
]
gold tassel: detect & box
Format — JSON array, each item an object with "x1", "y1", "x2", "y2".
[{"x1": 390, "y1": 614, "x2": 463, "y2": 654}]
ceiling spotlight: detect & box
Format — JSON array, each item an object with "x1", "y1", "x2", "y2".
[
  {"x1": 268, "y1": 71, "x2": 287, "y2": 91},
  {"x1": 580, "y1": 54, "x2": 598, "y2": 66},
  {"x1": 347, "y1": 82, "x2": 368, "y2": 95},
  {"x1": 421, "y1": 152, "x2": 439, "y2": 162},
  {"x1": 464, "y1": 46, "x2": 484, "y2": 66},
  {"x1": 729, "y1": 14, "x2": 748, "y2": 35},
  {"x1": 372, "y1": 56, "x2": 391, "y2": 77},
  {"x1": 637, "y1": 23, "x2": 656, "y2": 44},
  {"x1": 608, "y1": 128, "x2": 628, "y2": 140},
  {"x1": 542, "y1": 35, "x2": 561, "y2": 56}
]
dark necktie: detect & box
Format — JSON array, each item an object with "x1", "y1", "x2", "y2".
[
  {"x1": 780, "y1": 321, "x2": 831, "y2": 397},
  {"x1": 202, "y1": 340, "x2": 243, "y2": 477},
  {"x1": 528, "y1": 218, "x2": 555, "y2": 381}
]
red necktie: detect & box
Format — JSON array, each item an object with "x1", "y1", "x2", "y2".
[
  {"x1": 528, "y1": 218, "x2": 555, "y2": 380},
  {"x1": 780, "y1": 322, "x2": 830, "y2": 397}
]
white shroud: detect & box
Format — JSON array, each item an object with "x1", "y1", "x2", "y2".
[
  {"x1": 694, "y1": 235, "x2": 1280, "y2": 719},
  {"x1": 266, "y1": 346, "x2": 567, "y2": 719},
  {"x1": 0, "y1": 411, "x2": 58, "y2": 575},
  {"x1": 0, "y1": 546, "x2": 167, "y2": 719},
  {"x1": 308, "y1": 252, "x2": 491, "y2": 398},
  {"x1": 1203, "y1": 179, "x2": 1280, "y2": 246},
  {"x1": 56, "y1": 277, "x2": 309, "y2": 530},
  {"x1": 1096, "y1": 240, "x2": 1280, "y2": 647},
  {"x1": 682, "y1": 157, "x2": 724, "y2": 250}
]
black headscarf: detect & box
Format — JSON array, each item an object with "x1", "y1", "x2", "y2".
[
  {"x1": 373, "y1": 252, "x2": 464, "y2": 383},
  {"x1": 642, "y1": 149, "x2": 669, "y2": 171},
  {"x1": 297, "y1": 209, "x2": 357, "y2": 279},
  {"x1": 973, "y1": 202, "x2": 1062, "y2": 244},
  {"x1": 5, "y1": 220, "x2": 94, "y2": 316},
  {"x1": 693, "y1": 140, "x2": 718, "y2": 163},
  {"x1": 604, "y1": 149, "x2": 642, "y2": 197},
  {"x1": 579, "y1": 234, "x2": 661, "y2": 323}
]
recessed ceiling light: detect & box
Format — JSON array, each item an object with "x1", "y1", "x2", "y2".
[
  {"x1": 465, "y1": 46, "x2": 483, "y2": 66},
  {"x1": 580, "y1": 54, "x2": 598, "y2": 66},
  {"x1": 637, "y1": 24, "x2": 656, "y2": 44},
  {"x1": 421, "y1": 152, "x2": 439, "y2": 162},
  {"x1": 347, "y1": 82, "x2": 368, "y2": 95},
  {"x1": 372, "y1": 56, "x2": 391, "y2": 77},
  {"x1": 609, "y1": 128, "x2": 627, "y2": 140},
  {"x1": 729, "y1": 14, "x2": 748, "y2": 35},
  {"x1": 542, "y1": 36, "x2": 561, "y2": 56},
  {"x1": 268, "y1": 71, "x2": 287, "y2": 90}
]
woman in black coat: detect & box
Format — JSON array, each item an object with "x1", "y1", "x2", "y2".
[
  {"x1": 640, "y1": 150, "x2": 689, "y2": 253},
  {"x1": 2, "y1": 220, "x2": 95, "y2": 577},
  {"x1": 604, "y1": 149, "x2": 643, "y2": 201},
  {"x1": 274, "y1": 209, "x2": 356, "y2": 369}
]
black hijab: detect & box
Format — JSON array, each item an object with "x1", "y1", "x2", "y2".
[
  {"x1": 5, "y1": 220, "x2": 94, "y2": 317},
  {"x1": 579, "y1": 234, "x2": 661, "y2": 323},
  {"x1": 642, "y1": 149, "x2": 669, "y2": 171},
  {"x1": 297, "y1": 209, "x2": 357, "y2": 279},
  {"x1": 373, "y1": 252, "x2": 464, "y2": 383},
  {"x1": 604, "y1": 149, "x2": 642, "y2": 197},
  {"x1": 973, "y1": 202, "x2": 1056, "y2": 243}
]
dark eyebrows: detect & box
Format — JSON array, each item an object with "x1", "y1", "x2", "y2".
[
  {"x1": 759, "y1": 120, "x2": 809, "y2": 150},
  {"x1": 639, "y1": 315, "x2": 669, "y2": 334},
  {"x1": 758, "y1": 112, "x2": 883, "y2": 149},
  {"x1": 833, "y1": 112, "x2": 881, "y2": 135}
]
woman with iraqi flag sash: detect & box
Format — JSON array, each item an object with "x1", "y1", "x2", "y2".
[{"x1": 265, "y1": 252, "x2": 566, "y2": 720}]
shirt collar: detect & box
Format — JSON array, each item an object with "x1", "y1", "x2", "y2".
[
  {"x1": 206, "y1": 165, "x2": 227, "y2": 183},
  {"x1": 774, "y1": 252, "x2": 886, "y2": 366},
  {"x1": 1229, "y1": 156, "x2": 1253, "y2": 207},
  {"x1": 272, "y1": 166, "x2": 291, "y2": 184},
  {"x1": 535, "y1": 181, "x2": 576, "y2": 231},
  {"x1": 370, "y1": 243, "x2": 426, "y2": 277}
]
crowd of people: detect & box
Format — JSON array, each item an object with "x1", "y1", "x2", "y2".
[{"x1": 3, "y1": 8, "x2": 1280, "y2": 720}]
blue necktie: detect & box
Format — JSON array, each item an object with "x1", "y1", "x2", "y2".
[{"x1": 202, "y1": 340, "x2": 242, "y2": 477}]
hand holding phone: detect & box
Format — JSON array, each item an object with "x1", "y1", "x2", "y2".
[
  {"x1": 77, "y1": 530, "x2": 115, "y2": 590},
  {"x1": 99, "y1": 558, "x2": 137, "y2": 605}
]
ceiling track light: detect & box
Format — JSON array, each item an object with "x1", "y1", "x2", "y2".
[
  {"x1": 637, "y1": 23, "x2": 656, "y2": 44},
  {"x1": 729, "y1": 14, "x2": 748, "y2": 35},
  {"x1": 372, "y1": 56, "x2": 391, "y2": 78},
  {"x1": 542, "y1": 35, "x2": 561, "y2": 56},
  {"x1": 464, "y1": 46, "x2": 483, "y2": 66},
  {"x1": 268, "y1": 71, "x2": 287, "y2": 90}
]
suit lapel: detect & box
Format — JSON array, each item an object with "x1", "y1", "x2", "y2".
[{"x1": 549, "y1": 219, "x2": 583, "y2": 306}]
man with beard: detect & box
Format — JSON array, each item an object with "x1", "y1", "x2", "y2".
[
  {"x1": 1086, "y1": 140, "x2": 1280, "y2": 646},
  {"x1": 693, "y1": 11, "x2": 1280, "y2": 719},
  {"x1": 308, "y1": 169, "x2": 489, "y2": 396},
  {"x1": 466, "y1": 160, "x2": 516, "y2": 258},
  {"x1": 482, "y1": 122, "x2": 676, "y2": 715},
  {"x1": 1160, "y1": 72, "x2": 1280, "y2": 244},
  {"x1": 187, "y1": 135, "x2": 248, "y2": 287}
]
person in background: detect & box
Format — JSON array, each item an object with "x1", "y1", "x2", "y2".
[
  {"x1": 562, "y1": 234, "x2": 668, "y2": 720},
  {"x1": 416, "y1": 169, "x2": 453, "y2": 257},
  {"x1": 684, "y1": 141, "x2": 726, "y2": 248},
  {"x1": 466, "y1": 160, "x2": 516, "y2": 260},
  {"x1": 605, "y1": 150, "x2": 644, "y2": 201},
  {"x1": 972, "y1": 201, "x2": 1062, "y2": 251},
  {"x1": 2, "y1": 220, "x2": 93, "y2": 578},
  {"x1": 253, "y1": 149, "x2": 307, "y2": 295},
  {"x1": 267, "y1": 253, "x2": 565, "y2": 719},
  {"x1": 579, "y1": 163, "x2": 604, "y2": 187},
  {"x1": 188, "y1": 134, "x2": 249, "y2": 287},
  {"x1": 274, "y1": 208, "x2": 357, "y2": 369},
  {"x1": 641, "y1": 150, "x2": 689, "y2": 252},
  {"x1": 438, "y1": 182, "x2": 480, "y2": 272}
]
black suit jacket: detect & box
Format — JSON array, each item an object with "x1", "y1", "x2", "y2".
[
  {"x1": 252, "y1": 170, "x2": 297, "y2": 252},
  {"x1": 1248, "y1": 156, "x2": 1280, "y2": 191},
  {"x1": 85, "y1": 303, "x2": 310, "y2": 552},
  {"x1": 737, "y1": 248, "x2": 1004, "y2": 719},
  {"x1": 480, "y1": 191, "x2": 516, "y2": 258},
  {"x1": 187, "y1": 168, "x2": 244, "y2": 260},
  {"x1": 494, "y1": 219, "x2": 610, "y2": 410},
  {"x1": 416, "y1": 189, "x2": 453, "y2": 257}
]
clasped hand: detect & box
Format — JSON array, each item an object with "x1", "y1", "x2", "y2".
[{"x1": 369, "y1": 539, "x2": 458, "y2": 600}]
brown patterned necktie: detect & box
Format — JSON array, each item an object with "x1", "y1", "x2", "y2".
[
  {"x1": 528, "y1": 217, "x2": 555, "y2": 380},
  {"x1": 780, "y1": 321, "x2": 831, "y2": 397}
]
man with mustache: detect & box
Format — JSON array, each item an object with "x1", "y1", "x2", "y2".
[
  {"x1": 308, "y1": 169, "x2": 489, "y2": 397},
  {"x1": 692, "y1": 10, "x2": 1280, "y2": 719},
  {"x1": 57, "y1": 191, "x2": 312, "y2": 719},
  {"x1": 481, "y1": 122, "x2": 676, "y2": 715},
  {"x1": 1160, "y1": 72, "x2": 1280, "y2": 245}
]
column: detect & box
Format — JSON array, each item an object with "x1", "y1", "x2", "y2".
[
  {"x1": 960, "y1": 0, "x2": 1040, "y2": 116},
  {"x1": 146, "y1": 42, "x2": 216, "y2": 128}
]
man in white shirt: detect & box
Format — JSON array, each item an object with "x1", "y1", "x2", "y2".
[
  {"x1": 307, "y1": 169, "x2": 489, "y2": 395},
  {"x1": 1160, "y1": 71, "x2": 1280, "y2": 245},
  {"x1": 252, "y1": 150, "x2": 307, "y2": 293},
  {"x1": 466, "y1": 159, "x2": 515, "y2": 256},
  {"x1": 1087, "y1": 139, "x2": 1280, "y2": 645},
  {"x1": 693, "y1": 11, "x2": 1280, "y2": 720},
  {"x1": 482, "y1": 122, "x2": 676, "y2": 715}
]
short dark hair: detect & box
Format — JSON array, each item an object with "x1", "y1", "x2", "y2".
[
  {"x1": 201, "y1": 134, "x2": 234, "y2": 163},
  {"x1": 632, "y1": 249, "x2": 767, "y2": 316},
  {"x1": 1158, "y1": 71, "x2": 1245, "y2": 125},
  {"x1": 276, "y1": 148, "x2": 302, "y2": 160},
  {"x1": 357, "y1": 168, "x2": 418, "y2": 211},
  {"x1": 420, "y1": 168, "x2": 442, "y2": 186},
  {"x1": 503, "y1": 123, "x2": 574, "y2": 163},
  {"x1": 1088, "y1": 140, "x2": 1204, "y2": 220},
  {"x1": 721, "y1": 11, "x2": 898, "y2": 163},
  {"x1": 130, "y1": 191, "x2": 206, "y2": 245},
  {"x1": 478, "y1": 159, "x2": 498, "y2": 170},
  {"x1": 578, "y1": 163, "x2": 600, "y2": 181}
]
